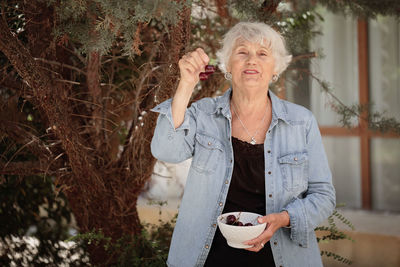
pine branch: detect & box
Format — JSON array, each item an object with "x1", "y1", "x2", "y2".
[
  {"x1": 300, "y1": 68, "x2": 400, "y2": 135},
  {"x1": 33, "y1": 57, "x2": 86, "y2": 75},
  {"x1": 320, "y1": 251, "x2": 353, "y2": 265},
  {"x1": 317, "y1": 0, "x2": 400, "y2": 18},
  {"x1": 0, "y1": 119, "x2": 53, "y2": 159},
  {"x1": 119, "y1": 40, "x2": 160, "y2": 163},
  {"x1": 332, "y1": 210, "x2": 355, "y2": 230},
  {"x1": 0, "y1": 160, "x2": 65, "y2": 177}
]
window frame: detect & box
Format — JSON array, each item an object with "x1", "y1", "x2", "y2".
[{"x1": 318, "y1": 20, "x2": 399, "y2": 210}]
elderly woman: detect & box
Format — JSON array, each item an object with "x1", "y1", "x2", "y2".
[{"x1": 151, "y1": 22, "x2": 335, "y2": 267}]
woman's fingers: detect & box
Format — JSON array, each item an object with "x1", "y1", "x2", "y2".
[
  {"x1": 186, "y1": 52, "x2": 203, "y2": 70},
  {"x1": 245, "y1": 241, "x2": 265, "y2": 252},
  {"x1": 178, "y1": 48, "x2": 210, "y2": 86},
  {"x1": 196, "y1": 47, "x2": 210, "y2": 65},
  {"x1": 244, "y1": 225, "x2": 273, "y2": 250},
  {"x1": 185, "y1": 49, "x2": 208, "y2": 72},
  {"x1": 195, "y1": 47, "x2": 210, "y2": 66},
  {"x1": 179, "y1": 56, "x2": 197, "y2": 74},
  {"x1": 243, "y1": 212, "x2": 288, "y2": 252}
]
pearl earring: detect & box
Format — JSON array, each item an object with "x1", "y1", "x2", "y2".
[
  {"x1": 272, "y1": 74, "x2": 278, "y2": 82},
  {"x1": 224, "y1": 72, "x2": 232, "y2": 80}
]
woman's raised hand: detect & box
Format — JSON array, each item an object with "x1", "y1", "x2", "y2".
[
  {"x1": 178, "y1": 48, "x2": 210, "y2": 89},
  {"x1": 171, "y1": 48, "x2": 209, "y2": 129}
]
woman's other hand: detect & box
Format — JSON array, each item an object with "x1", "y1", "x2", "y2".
[
  {"x1": 178, "y1": 48, "x2": 210, "y2": 89},
  {"x1": 243, "y1": 211, "x2": 290, "y2": 252}
]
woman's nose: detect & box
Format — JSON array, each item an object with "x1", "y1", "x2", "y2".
[{"x1": 246, "y1": 53, "x2": 257, "y2": 64}]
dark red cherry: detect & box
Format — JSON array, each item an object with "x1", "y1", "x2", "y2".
[
  {"x1": 204, "y1": 65, "x2": 216, "y2": 74},
  {"x1": 226, "y1": 215, "x2": 236, "y2": 225},
  {"x1": 199, "y1": 65, "x2": 216, "y2": 80},
  {"x1": 244, "y1": 223, "x2": 253, "y2": 226},
  {"x1": 199, "y1": 72, "x2": 209, "y2": 80},
  {"x1": 234, "y1": 221, "x2": 244, "y2": 226}
]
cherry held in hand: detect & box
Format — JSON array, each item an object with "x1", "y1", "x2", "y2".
[{"x1": 199, "y1": 65, "x2": 216, "y2": 80}]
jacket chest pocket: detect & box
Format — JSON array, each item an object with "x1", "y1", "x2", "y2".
[
  {"x1": 192, "y1": 133, "x2": 223, "y2": 174},
  {"x1": 278, "y1": 152, "x2": 308, "y2": 192}
]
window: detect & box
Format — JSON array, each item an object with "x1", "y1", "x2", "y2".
[
  {"x1": 287, "y1": 9, "x2": 400, "y2": 212},
  {"x1": 369, "y1": 16, "x2": 400, "y2": 212}
]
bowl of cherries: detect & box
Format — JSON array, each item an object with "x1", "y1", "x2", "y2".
[{"x1": 217, "y1": 211, "x2": 266, "y2": 249}]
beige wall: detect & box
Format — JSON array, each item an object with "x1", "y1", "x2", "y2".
[{"x1": 320, "y1": 231, "x2": 400, "y2": 267}]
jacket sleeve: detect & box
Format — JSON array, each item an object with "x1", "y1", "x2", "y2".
[
  {"x1": 282, "y1": 113, "x2": 336, "y2": 247},
  {"x1": 150, "y1": 98, "x2": 198, "y2": 164}
]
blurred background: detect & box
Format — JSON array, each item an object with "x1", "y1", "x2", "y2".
[{"x1": 1, "y1": 1, "x2": 399, "y2": 266}]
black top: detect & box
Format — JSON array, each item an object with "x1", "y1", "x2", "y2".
[{"x1": 204, "y1": 137, "x2": 276, "y2": 267}]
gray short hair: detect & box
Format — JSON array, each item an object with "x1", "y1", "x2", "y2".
[{"x1": 216, "y1": 22, "x2": 292, "y2": 75}]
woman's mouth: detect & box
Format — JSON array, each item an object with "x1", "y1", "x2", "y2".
[{"x1": 243, "y1": 70, "x2": 259, "y2": 74}]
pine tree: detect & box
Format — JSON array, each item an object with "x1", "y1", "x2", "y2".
[{"x1": 0, "y1": 0, "x2": 194, "y2": 264}]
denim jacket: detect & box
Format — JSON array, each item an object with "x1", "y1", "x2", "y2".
[{"x1": 150, "y1": 88, "x2": 336, "y2": 267}]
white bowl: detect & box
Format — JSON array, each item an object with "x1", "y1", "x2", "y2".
[{"x1": 217, "y1": 211, "x2": 266, "y2": 249}]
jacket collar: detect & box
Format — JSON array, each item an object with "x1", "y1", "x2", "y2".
[{"x1": 215, "y1": 87, "x2": 291, "y2": 125}]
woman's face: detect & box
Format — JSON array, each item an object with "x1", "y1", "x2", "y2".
[{"x1": 227, "y1": 38, "x2": 276, "y2": 90}]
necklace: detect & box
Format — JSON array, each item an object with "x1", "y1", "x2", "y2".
[{"x1": 231, "y1": 100, "x2": 268, "y2": 145}]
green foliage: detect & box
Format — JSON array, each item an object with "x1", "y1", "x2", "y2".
[
  {"x1": 320, "y1": 251, "x2": 353, "y2": 265},
  {"x1": 315, "y1": 207, "x2": 355, "y2": 265},
  {"x1": 68, "y1": 214, "x2": 176, "y2": 267},
  {"x1": 0, "y1": 176, "x2": 68, "y2": 237},
  {"x1": 317, "y1": 0, "x2": 400, "y2": 18},
  {"x1": 52, "y1": 0, "x2": 189, "y2": 55},
  {"x1": 314, "y1": 77, "x2": 400, "y2": 134},
  {"x1": 0, "y1": 175, "x2": 86, "y2": 266},
  {"x1": 0, "y1": 105, "x2": 85, "y2": 263},
  {"x1": 228, "y1": 0, "x2": 270, "y2": 21},
  {"x1": 279, "y1": 9, "x2": 323, "y2": 54}
]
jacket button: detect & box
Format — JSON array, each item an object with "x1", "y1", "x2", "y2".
[
  {"x1": 208, "y1": 142, "x2": 212, "y2": 146},
  {"x1": 269, "y1": 194, "x2": 273, "y2": 198},
  {"x1": 213, "y1": 224, "x2": 216, "y2": 228},
  {"x1": 205, "y1": 244, "x2": 209, "y2": 249},
  {"x1": 225, "y1": 180, "x2": 229, "y2": 184},
  {"x1": 230, "y1": 159, "x2": 233, "y2": 163},
  {"x1": 219, "y1": 202, "x2": 223, "y2": 206},
  {"x1": 274, "y1": 241, "x2": 277, "y2": 245},
  {"x1": 299, "y1": 244, "x2": 302, "y2": 247},
  {"x1": 267, "y1": 150, "x2": 271, "y2": 153},
  {"x1": 268, "y1": 171, "x2": 272, "y2": 175},
  {"x1": 294, "y1": 157, "x2": 298, "y2": 161}
]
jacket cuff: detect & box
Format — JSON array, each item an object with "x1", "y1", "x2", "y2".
[
  {"x1": 150, "y1": 99, "x2": 190, "y2": 131},
  {"x1": 282, "y1": 197, "x2": 309, "y2": 248}
]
